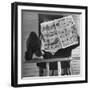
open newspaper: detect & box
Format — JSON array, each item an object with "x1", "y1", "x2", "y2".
[{"x1": 40, "y1": 15, "x2": 78, "y2": 53}]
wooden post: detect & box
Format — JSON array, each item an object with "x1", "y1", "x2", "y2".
[
  {"x1": 69, "y1": 61, "x2": 72, "y2": 75},
  {"x1": 58, "y1": 61, "x2": 61, "y2": 76},
  {"x1": 46, "y1": 62, "x2": 49, "y2": 76}
]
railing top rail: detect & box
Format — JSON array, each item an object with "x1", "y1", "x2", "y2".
[{"x1": 24, "y1": 57, "x2": 80, "y2": 63}]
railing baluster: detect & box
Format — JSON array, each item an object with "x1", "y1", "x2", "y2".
[
  {"x1": 58, "y1": 61, "x2": 61, "y2": 76},
  {"x1": 46, "y1": 62, "x2": 50, "y2": 76}
]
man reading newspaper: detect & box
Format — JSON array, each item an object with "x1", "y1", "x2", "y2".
[
  {"x1": 41, "y1": 15, "x2": 78, "y2": 53},
  {"x1": 39, "y1": 15, "x2": 80, "y2": 75}
]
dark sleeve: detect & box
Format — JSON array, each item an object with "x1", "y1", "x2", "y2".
[
  {"x1": 54, "y1": 48, "x2": 72, "y2": 58},
  {"x1": 25, "y1": 48, "x2": 33, "y2": 60},
  {"x1": 69, "y1": 36, "x2": 80, "y2": 50},
  {"x1": 25, "y1": 36, "x2": 33, "y2": 60},
  {"x1": 43, "y1": 51, "x2": 53, "y2": 59}
]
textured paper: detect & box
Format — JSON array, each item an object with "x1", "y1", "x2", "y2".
[{"x1": 41, "y1": 15, "x2": 78, "y2": 53}]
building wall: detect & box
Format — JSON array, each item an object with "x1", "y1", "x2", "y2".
[{"x1": 22, "y1": 11, "x2": 40, "y2": 77}]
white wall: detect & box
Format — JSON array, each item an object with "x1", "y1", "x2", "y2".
[{"x1": 0, "y1": 0, "x2": 89, "y2": 90}]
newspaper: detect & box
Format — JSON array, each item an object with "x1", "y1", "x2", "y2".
[{"x1": 41, "y1": 15, "x2": 78, "y2": 53}]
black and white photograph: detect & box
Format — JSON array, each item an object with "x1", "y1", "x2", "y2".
[
  {"x1": 11, "y1": 2, "x2": 88, "y2": 87},
  {"x1": 23, "y1": 13, "x2": 80, "y2": 77}
]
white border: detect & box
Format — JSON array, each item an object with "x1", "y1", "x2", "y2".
[{"x1": 18, "y1": 5, "x2": 85, "y2": 84}]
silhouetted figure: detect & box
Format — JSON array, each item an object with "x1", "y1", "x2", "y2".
[
  {"x1": 54, "y1": 36, "x2": 80, "y2": 75},
  {"x1": 25, "y1": 32, "x2": 45, "y2": 76},
  {"x1": 25, "y1": 32, "x2": 42, "y2": 60},
  {"x1": 40, "y1": 36, "x2": 80, "y2": 76}
]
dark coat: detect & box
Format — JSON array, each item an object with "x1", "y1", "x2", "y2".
[
  {"x1": 37, "y1": 36, "x2": 80, "y2": 70},
  {"x1": 25, "y1": 32, "x2": 42, "y2": 60},
  {"x1": 25, "y1": 32, "x2": 80, "y2": 70}
]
